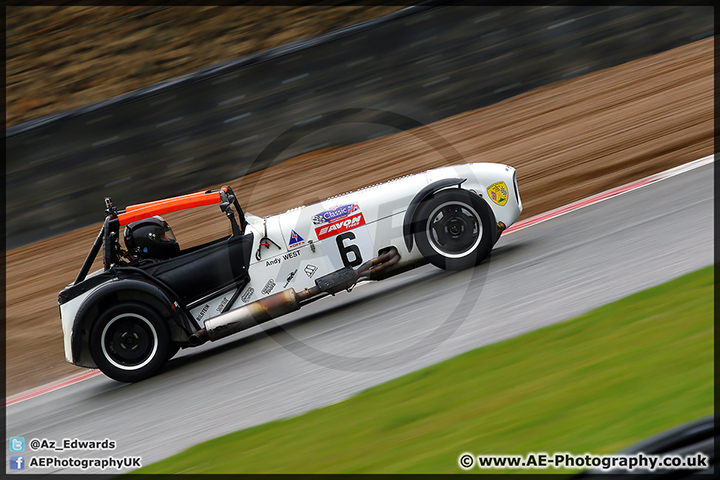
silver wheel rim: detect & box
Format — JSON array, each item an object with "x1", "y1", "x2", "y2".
[
  {"x1": 425, "y1": 201, "x2": 483, "y2": 259},
  {"x1": 100, "y1": 313, "x2": 159, "y2": 371}
]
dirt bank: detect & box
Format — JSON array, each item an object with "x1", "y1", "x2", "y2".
[
  {"x1": 5, "y1": 38, "x2": 713, "y2": 396},
  {"x1": 5, "y1": 6, "x2": 403, "y2": 127}
]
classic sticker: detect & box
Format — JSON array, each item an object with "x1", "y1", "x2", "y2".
[
  {"x1": 304, "y1": 264, "x2": 318, "y2": 277},
  {"x1": 312, "y1": 204, "x2": 360, "y2": 225},
  {"x1": 487, "y1": 181, "x2": 509, "y2": 206},
  {"x1": 315, "y1": 212, "x2": 366, "y2": 240}
]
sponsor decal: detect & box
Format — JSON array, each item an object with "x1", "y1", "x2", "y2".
[
  {"x1": 312, "y1": 203, "x2": 360, "y2": 225},
  {"x1": 304, "y1": 264, "x2": 318, "y2": 277},
  {"x1": 241, "y1": 287, "x2": 254, "y2": 303},
  {"x1": 315, "y1": 212, "x2": 366, "y2": 240},
  {"x1": 288, "y1": 229, "x2": 305, "y2": 248},
  {"x1": 284, "y1": 268, "x2": 298, "y2": 288},
  {"x1": 216, "y1": 296, "x2": 230, "y2": 313},
  {"x1": 195, "y1": 304, "x2": 210, "y2": 322},
  {"x1": 487, "y1": 181, "x2": 509, "y2": 206},
  {"x1": 261, "y1": 279, "x2": 276, "y2": 296}
]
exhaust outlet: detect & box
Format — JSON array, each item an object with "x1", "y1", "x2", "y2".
[{"x1": 189, "y1": 288, "x2": 301, "y2": 344}]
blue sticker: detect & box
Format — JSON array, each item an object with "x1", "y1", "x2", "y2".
[
  {"x1": 312, "y1": 204, "x2": 360, "y2": 225},
  {"x1": 288, "y1": 229, "x2": 305, "y2": 247}
]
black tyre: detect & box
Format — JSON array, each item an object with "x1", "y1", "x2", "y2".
[
  {"x1": 89, "y1": 302, "x2": 171, "y2": 382},
  {"x1": 412, "y1": 189, "x2": 497, "y2": 271}
]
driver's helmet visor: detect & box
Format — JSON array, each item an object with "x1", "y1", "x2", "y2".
[{"x1": 159, "y1": 228, "x2": 176, "y2": 242}]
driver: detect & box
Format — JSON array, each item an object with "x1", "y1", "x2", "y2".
[{"x1": 124, "y1": 215, "x2": 180, "y2": 260}]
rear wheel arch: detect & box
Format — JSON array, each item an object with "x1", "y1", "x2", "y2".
[
  {"x1": 71, "y1": 280, "x2": 187, "y2": 368},
  {"x1": 88, "y1": 301, "x2": 171, "y2": 382}
]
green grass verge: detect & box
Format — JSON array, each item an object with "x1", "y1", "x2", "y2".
[{"x1": 136, "y1": 265, "x2": 714, "y2": 474}]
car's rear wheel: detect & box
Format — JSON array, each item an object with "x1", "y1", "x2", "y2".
[
  {"x1": 89, "y1": 302, "x2": 170, "y2": 382},
  {"x1": 413, "y1": 189, "x2": 496, "y2": 271}
]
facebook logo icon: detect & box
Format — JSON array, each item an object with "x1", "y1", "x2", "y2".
[{"x1": 9, "y1": 455, "x2": 24, "y2": 470}]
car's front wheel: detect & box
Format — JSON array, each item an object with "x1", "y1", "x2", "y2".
[
  {"x1": 89, "y1": 302, "x2": 171, "y2": 382},
  {"x1": 413, "y1": 188, "x2": 497, "y2": 271}
]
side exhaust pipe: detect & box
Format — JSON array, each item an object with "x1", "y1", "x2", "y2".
[
  {"x1": 188, "y1": 288, "x2": 311, "y2": 345},
  {"x1": 188, "y1": 246, "x2": 400, "y2": 345}
]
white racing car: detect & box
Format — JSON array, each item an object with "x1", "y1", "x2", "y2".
[{"x1": 58, "y1": 163, "x2": 522, "y2": 382}]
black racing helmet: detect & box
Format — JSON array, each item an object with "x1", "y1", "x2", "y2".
[{"x1": 124, "y1": 215, "x2": 179, "y2": 260}]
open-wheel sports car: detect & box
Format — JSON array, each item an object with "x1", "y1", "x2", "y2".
[{"x1": 59, "y1": 163, "x2": 522, "y2": 382}]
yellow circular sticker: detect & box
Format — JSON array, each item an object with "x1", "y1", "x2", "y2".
[{"x1": 487, "y1": 181, "x2": 509, "y2": 206}]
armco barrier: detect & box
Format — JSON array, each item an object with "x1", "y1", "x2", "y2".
[{"x1": 5, "y1": 5, "x2": 713, "y2": 248}]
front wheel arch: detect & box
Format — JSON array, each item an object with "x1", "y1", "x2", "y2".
[{"x1": 403, "y1": 178, "x2": 467, "y2": 253}]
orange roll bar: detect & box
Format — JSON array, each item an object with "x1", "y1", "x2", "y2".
[
  {"x1": 124, "y1": 190, "x2": 211, "y2": 212},
  {"x1": 118, "y1": 191, "x2": 223, "y2": 225}
]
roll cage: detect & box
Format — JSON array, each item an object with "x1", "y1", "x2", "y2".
[{"x1": 74, "y1": 186, "x2": 248, "y2": 285}]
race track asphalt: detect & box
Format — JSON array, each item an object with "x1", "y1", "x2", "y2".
[{"x1": 6, "y1": 161, "x2": 713, "y2": 474}]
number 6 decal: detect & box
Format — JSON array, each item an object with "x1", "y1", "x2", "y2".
[{"x1": 336, "y1": 232, "x2": 363, "y2": 268}]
